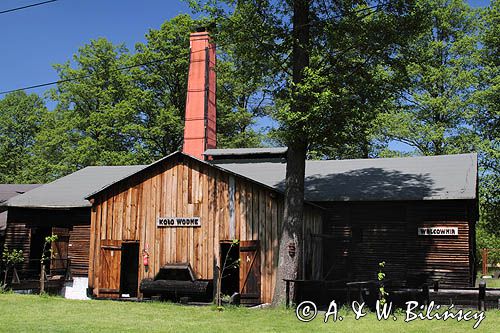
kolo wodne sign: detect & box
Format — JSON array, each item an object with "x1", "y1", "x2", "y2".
[
  {"x1": 157, "y1": 217, "x2": 201, "y2": 227},
  {"x1": 418, "y1": 227, "x2": 458, "y2": 236}
]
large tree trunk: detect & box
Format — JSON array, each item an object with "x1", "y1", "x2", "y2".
[{"x1": 272, "y1": 0, "x2": 310, "y2": 306}]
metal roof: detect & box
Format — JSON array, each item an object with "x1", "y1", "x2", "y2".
[
  {"x1": 204, "y1": 147, "x2": 287, "y2": 156},
  {"x1": 213, "y1": 153, "x2": 478, "y2": 202},
  {"x1": 3, "y1": 166, "x2": 145, "y2": 209},
  {"x1": 0, "y1": 184, "x2": 42, "y2": 231}
]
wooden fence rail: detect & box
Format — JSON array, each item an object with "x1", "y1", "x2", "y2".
[{"x1": 284, "y1": 279, "x2": 500, "y2": 310}]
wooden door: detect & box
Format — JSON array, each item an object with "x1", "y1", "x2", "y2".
[
  {"x1": 51, "y1": 228, "x2": 69, "y2": 275},
  {"x1": 239, "y1": 240, "x2": 261, "y2": 304},
  {"x1": 98, "y1": 240, "x2": 122, "y2": 298}
]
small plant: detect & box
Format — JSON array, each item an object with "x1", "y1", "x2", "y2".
[
  {"x1": 215, "y1": 239, "x2": 240, "y2": 307},
  {"x1": 1, "y1": 245, "x2": 24, "y2": 290},
  {"x1": 378, "y1": 261, "x2": 389, "y2": 305},
  {"x1": 39, "y1": 234, "x2": 58, "y2": 294}
]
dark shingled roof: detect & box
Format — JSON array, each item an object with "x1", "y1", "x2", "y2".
[
  {"x1": 0, "y1": 184, "x2": 42, "y2": 203},
  {"x1": 3, "y1": 166, "x2": 145, "y2": 209},
  {"x1": 0, "y1": 184, "x2": 42, "y2": 232},
  {"x1": 213, "y1": 153, "x2": 477, "y2": 202},
  {"x1": 1, "y1": 151, "x2": 478, "y2": 218}
]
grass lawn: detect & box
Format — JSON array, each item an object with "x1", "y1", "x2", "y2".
[
  {"x1": 476, "y1": 273, "x2": 500, "y2": 288},
  {"x1": 485, "y1": 279, "x2": 500, "y2": 288},
  {"x1": 1, "y1": 293, "x2": 500, "y2": 332},
  {"x1": 474, "y1": 279, "x2": 500, "y2": 287}
]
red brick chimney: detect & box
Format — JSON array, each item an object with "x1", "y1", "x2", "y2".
[{"x1": 182, "y1": 31, "x2": 216, "y2": 160}]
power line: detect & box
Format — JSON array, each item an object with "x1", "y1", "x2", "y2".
[
  {"x1": 0, "y1": 4, "x2": 387, "y2": 95},
  {"x1": 0, "y1": 0, "x2": 58, "y2": 15},
  {"x1": 0, "y1": 49, "x2": 201, "y2": 95},
  {"x1": 0, "y1": 56, "x2": 179, "y2": 95}
]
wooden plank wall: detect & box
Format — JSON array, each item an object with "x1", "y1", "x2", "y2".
[
  {"x1": 89, "y1": 155, "x2": 323, "y2": 303},
  {"x1": 320, "y1": 200, "x2": 475, "y2": 287},
  {"x1": 5, "y1": 208, "x2": 91, "y2": 277},
  {"x1": 406, "y1": 201, "x2": 475, "y2": 287},
  {"x1": 3, "y1": 222, "x2": 31, "y2": 270},
  {"x1": 303, "y1": 206, "x2": 323, "y2": 280},
  {"x1": 68, "y1": 225, "x2": 90, "y2": 277}
]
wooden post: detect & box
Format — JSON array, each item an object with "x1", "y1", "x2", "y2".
[
  {"x1": 478, "y1": 280, "x2": 486, "y2": 311},
  {"x1": 40, "y1": 262, "x2": 45, "y2": 294},
  {"x1": 482, "y1": 248, "x2": 488, "y2": 276},
  {"x1": 433, "y1": 280, "x2": 439, "y2": 292},
  {"x1": 64, "y1": 258, "x2": 72, "y2": 281},
  {"x1": 285, "y1": 280, "x2": 290, "y2": 308},
  {"x1": 422, "y1": 283, "x2": 429, "y2": 306},
  {"x1": 216, "y1": 266, "x2": 222, "y2": 307},
  {"x1": 359, "y1": 286, "x2": 364, "y2": 303},
  {"x1": 212, "y1": 258, "x2": 218, "y2": 303},
  {"x1": 285, "y1": 280, "x2": 290, "y2": 309}
]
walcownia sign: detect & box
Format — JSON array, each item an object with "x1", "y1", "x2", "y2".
[
  {"x1": 418, "y1": 227, "x2": 458, "y2": 236},
  {"x1": 157, "y1": 217, "x2": 201, "y2": 227}
]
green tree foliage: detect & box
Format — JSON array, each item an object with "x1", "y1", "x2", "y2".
[
  {"x1": 0, "y1": 91, "x2": 48, "y2": 183},
  {"x1": 475, "y1": 0, "x2": 500, "y2": 259},
  {"x1": 130, "y1": 14, "x2": 193, "y2": 161},
  {"x1": 216, "y1": 56, "x2": 267, "y2": 148},
  {"x1": 194, "y1": 1, "x2": 425, "y2": 159},
  {"x1": 43, "y1": 38, "x2": 138, "y2": 177},
  {"x1": 374, "y1": 0, "x2": 480, "y2": 156},
  {"x1": 30, "y1": 15, "x2": 264, "y2": 180},
  {"x1": 191, "y1": 0, "x2": 425, "y2": 303},
  {"x1": 131, "y1": 14, "x2": 263, "y2": 158}
]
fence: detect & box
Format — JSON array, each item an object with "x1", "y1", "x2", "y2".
[
  {"x1": 3, "y1": 258, "x2": 71, "y2": 291},
  {"x1": 284, "y1": 279, "x2": 500, "y2": 310}
]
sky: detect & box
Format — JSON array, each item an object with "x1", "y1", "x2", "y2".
[
  {"x1": 0, "y1": 0, "x2": 192, "y2": 97},
  {"x1": 0, "y1": 0, "x2": 493, "y2": 152}
]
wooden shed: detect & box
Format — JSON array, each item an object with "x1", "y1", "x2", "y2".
[
  {"x1": 2, "y1": 166, "x2": 143, "y2": 298},
  {"x1": 86, "y1": 152, "x2": 323, "y2": 303},
  {"x1": 215, "y1": 152, "x2": 479, "y2": 288}
]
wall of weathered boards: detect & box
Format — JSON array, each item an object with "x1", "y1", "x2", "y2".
[
  {"x1": 320, "y1": 200, "x2": 477, "y2": 287},
  {"x1": 4, "y1": 208, "x2": 90, "y2": 277},
  {"x1": 88, "y1": 153, "x2": 323, "y2": 303}
]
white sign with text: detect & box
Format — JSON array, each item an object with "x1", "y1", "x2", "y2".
[
  {"x1": 157, "y1": 217, "x2": 201, "y2": 227},
  {"x1": 418, "y1": 227, "x2": 458, "y2": 236}
]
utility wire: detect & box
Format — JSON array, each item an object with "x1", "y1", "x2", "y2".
[
  {"x1": 0, "y1": 47, "x2": 214, "y2": 95},
  {"x1": 0, "y1": 4, "x2": 387, "y2": 95},
  {"x1": 0, "y1": 0, "x2": 58, "y2": 15},
  {"x1": 0, "y1": 55, "x2": 186, "y2": 95}
]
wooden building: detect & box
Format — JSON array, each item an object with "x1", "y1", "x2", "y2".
[
  {"x1": 0, "y1": 31, "x2": 479, "y2": 305},
  {"x1": 2, "y1": 166, "x2": 143, "y2": 298},
  {"x1": 215, "y1": 152, "x2": 478, "y2": 288},
  {"x1": 86, "y1": 152, "x2": 323, "y2": 303}
]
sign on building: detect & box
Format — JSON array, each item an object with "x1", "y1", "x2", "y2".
[
  {"x1": 157, "y1": 217, "x2": 201, "y2": 227},
  {"x1": 418, "y1": 227, "x2": 458, "y2": 236}
]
